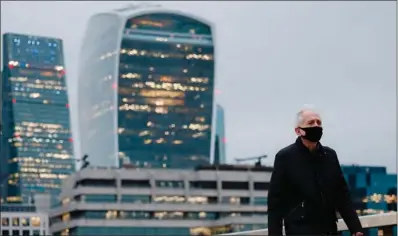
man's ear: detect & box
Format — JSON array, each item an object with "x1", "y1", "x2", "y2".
[
  {"x1": 294, "y1": 127, "x2": 303, "y2": 136},
  {"x1": 294, "y1": 127, "x2": 300, "y2": 136}
]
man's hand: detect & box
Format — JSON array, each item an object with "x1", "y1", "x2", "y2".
[{"x1": 353, "y1": 232, "x2": 363, "y2": 236}]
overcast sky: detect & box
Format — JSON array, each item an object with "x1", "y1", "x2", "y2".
[{"x1": 1, "y1": 1, "x2": 396, "y2": 172}]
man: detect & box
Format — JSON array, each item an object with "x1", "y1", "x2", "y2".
[{"x1": 268, "y1": 108, "x2": 363, "y2": 236}]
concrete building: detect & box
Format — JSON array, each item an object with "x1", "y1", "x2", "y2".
[
  {"x1": 1, "y1": 203, "x2": 50, "y2": 236},
  {"x1": 50, "y1": 164, "x2": 271, "y2": 235}
]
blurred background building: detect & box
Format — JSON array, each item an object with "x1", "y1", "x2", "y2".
[
  {"x1": 0, "y1": 33, "x2": 75, "y2": 204},
  {"x1": 213, "y1": 104, "x2": 226, "y2": 165},
  {"x1": 341, "y1": 165, "x2": 397, "y2": 236},
  {"x1": 342, "y1": 165, "x2": 397, "y2": 215},
  {"x1": 50, "y1": 164, "x2": 271, "y2": 236},
  {"x1": 77, "y1": 4, "x2": 216, "y2": 169},
  {"x1": 0, "y1": 199, "x2": 50, "y2": 236}
]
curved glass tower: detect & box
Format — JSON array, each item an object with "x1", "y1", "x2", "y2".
[{"x1": 78, "y1": 5, "x2": 216, "y2": 168}]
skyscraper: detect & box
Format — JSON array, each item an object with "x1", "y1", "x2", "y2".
[
  {"x1": 1, "y1": 33, "x2": 75, "y2": 203},
  {"x1": 78, "y1": 4, "x2": 216, "y2": 168},
  {"x1": 213, "y1": 104, "x2": 226, "y2": 164}
]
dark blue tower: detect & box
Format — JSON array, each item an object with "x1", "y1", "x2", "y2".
[{"x1": 1, "y1": 33, "x2": 75, "y2": 203}]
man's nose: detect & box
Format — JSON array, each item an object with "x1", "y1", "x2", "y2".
[{"x1": 313, "y1": 122, "x2": 322, "y2": 127}]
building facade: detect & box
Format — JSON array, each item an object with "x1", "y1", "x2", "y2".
[
  {"x1": 1, "y1": 33, "x2": 75, "y2": 203},
  {"x1": 1, "y1": 203, "x2": 50, "y2": 236},
  {"x1": 341, "y1": 165, "x2": 397, "y2": 236},
  {"x1": 341, "y1": 165, "x2": 397, "y2": 215},
  {"x1": 77, "y1": 4, "x2": 216, "y2": 168},
  {"x1": 50, "y1": 165, "x2": 271, "y2": 236},
  {"x1": 213, "y1": 104, "x2": 226, "y2": 164}
]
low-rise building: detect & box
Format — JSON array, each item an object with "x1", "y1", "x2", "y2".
[
  {"x1": 1, "y1": 203, "x2": 50, "y2": 236},
  {"x1": 50, "y1": 165, "x2": 271, "y2": 236}
]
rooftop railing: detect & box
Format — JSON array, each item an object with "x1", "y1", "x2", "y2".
[{"x1": 219, "y1": 212, "x2": 397, "y2": 236}]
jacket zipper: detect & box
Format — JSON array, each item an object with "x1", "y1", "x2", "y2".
[
  {"x1": 286, "y1": 201, "x2": 304, "y2": 218},
  {"x1": 320, "y1": 187, "x2": 326, "y2": 205}
]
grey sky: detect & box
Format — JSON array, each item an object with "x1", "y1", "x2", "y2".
[{"x1": 1, "y1": 1, "x2": 396, "y2": 172}]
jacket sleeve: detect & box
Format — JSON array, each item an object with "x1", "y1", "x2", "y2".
[
  {"x1": 268, "y1": 152, "x2": 287, "y2": 236},
  {"x1": 332, "y1": 150, "x2": 363, "y2": 234}
]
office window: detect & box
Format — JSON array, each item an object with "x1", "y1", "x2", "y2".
[
  {"x1": 253, "y1": 197, "x2": 268, "y2": 205},
  {"x1": 190, "y1": 181, "x2": 217, "y2": 189},
  {"x1": 1, "y1": 230, "x2": 9, "y2": 236},
  {"x1": 221, "y1": 196, "x2": 244, "y2": 205},
  {"x1": 187, "y1": 196, "x2": 217, "y2": 204},
  {"x1": 85, "y1": 194, "x2": 117, "y2": 203},
  {"x1": 83, "y1": 211, "x2": 106, "y2": 219},
  {"x1": 253, "y1": 182, "x2": 270, "y2": 190},
  {"x1": 31, "y1": 217, "x2": 41, "y2": 227},
  {"x1": 12, "y1": 230, "x2": 19, "y2": 236},
  {"x1": 77, "y1": 179, "x2": 116, "y2": 188},
  {"x1": 121, "y1": 195, "x2": 151, "y2": 203},
  {"x1": 11, "y1": 217, "x2": 19, "y2": 226},
  {"x1": 22, "y1": 230, "x2": 29, "y2": 236},
  {"x1": 156, "y1": 180, "x2": 184, "y2": 188},
  {"x1": 21, "y1": 217, "x2": 30, "y2": 226},
  {"x1": 186, "y1": 212, "x2": 217, "y2": 220},
  {"x1": 121, "y1": 180, "x2": 150, "y2": 188},
  {"x1": 1, "y1": 217, "x2": 9, "y2": 226},
  {"x1": 32, "y1": 230, "x2": 40, "y2": 236},
  {"x1": 222, "y1": 181, "x2": 249, "y2": 190},
  {"x1": 153, "y1": 195, "x2": 185, "y2": 204}
]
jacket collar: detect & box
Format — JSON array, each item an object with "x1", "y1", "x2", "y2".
[{"x1": 295, "y1": 137, "x2": 324, "y2": 155}]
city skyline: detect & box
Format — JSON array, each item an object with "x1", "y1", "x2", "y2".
[{"x1": 1, "y1": 1, "x2": 396, "y2": 172}]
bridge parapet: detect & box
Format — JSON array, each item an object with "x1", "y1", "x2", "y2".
[{"x1": 219, "y1": 212, "x2": 397, "y2": 236}]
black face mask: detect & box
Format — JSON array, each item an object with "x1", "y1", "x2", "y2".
[{"x1": 300, "y1": 126, "x2": 323, "y2": 142}]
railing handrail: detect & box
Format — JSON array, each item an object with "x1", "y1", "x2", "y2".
[{"x1": 219, "y1": 212, "x2": 397, "y2": 235}]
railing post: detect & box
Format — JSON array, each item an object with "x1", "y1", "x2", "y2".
[{"x1": 377, "y1": 226, "x2": 394, "y2": 236}]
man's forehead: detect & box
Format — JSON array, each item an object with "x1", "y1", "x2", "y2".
[{"x1": 302, "y1": 110, "x2": 321, "y2": 121}]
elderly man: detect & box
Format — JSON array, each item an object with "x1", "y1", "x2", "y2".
[{"x1": 268, "y1": 108, "x2": 363, "y2": 236}]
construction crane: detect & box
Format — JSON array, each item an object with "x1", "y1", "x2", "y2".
[
  {"x1": 76, "y1": 154, "x2": 90, "y2": 170},
  {"x1": 234, "y1": 154, "x2": 268, "y2": 167}
]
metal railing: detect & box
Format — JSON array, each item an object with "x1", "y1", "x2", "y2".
[{"x1": 219, "y1": 212, "x2": 397, "y2": 236}]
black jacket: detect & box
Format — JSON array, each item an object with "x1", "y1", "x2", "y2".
[{"x1": 268, "y1": 138, "x2": 362, "y2": 235}]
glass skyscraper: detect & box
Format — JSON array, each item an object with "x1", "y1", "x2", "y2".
[
  {"x1": 0, "y1": 33, "x2": 75, "y2": 203},
  {"x1": 78, "y1": 4, "x2": 216, "y2": 168},
  {"x1": 213, "y1": 104, "x2": 226, "y2": 164}
]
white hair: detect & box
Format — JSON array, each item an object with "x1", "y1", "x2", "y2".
[{"x1": 295, "y1": 105, "x2": 320, "y2": 127}]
